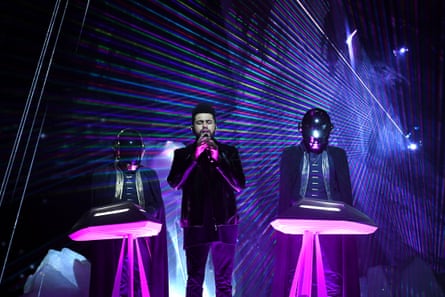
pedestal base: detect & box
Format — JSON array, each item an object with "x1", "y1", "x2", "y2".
[
  {"x1": 289, "y1": 231, "x2": 327, "y2": 297},
  {"x1": 271, "y1": 200, "x2": 378, "y2": 297},
  {"x1": 113, "y1": 235, "x2": 151, "y2": 297}
]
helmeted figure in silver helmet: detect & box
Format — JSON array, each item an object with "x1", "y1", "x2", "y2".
[
  {"x1": 113, "y1": 128, "x2": 145, "y2": 171},
  {"x1": 89, "y1": 128, "x2": 169, "y2": 297}
]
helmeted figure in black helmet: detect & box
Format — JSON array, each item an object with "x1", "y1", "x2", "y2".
[
  {"x1": 300, "y1": 108, "x2": 333, "y2": 154},
  {"x1": 272, "y1": 108, "x2": 360, "y2": 297},
  {"x1": 88, "y1": 128, "x2": 169, "y2": 297}
]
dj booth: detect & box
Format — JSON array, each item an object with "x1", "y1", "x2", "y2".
[
  {"x1": 69, "y1": 201, "x2": 161, "y2": 297},
  {"x1": 271, "y1": 198, "x2": 378, "y2": 297}
]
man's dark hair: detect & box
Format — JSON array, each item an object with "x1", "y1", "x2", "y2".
[{"x1": 192, "y1": 103, "x2": 216, "y2": 123}]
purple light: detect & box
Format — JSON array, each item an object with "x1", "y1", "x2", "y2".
[
  {"x1": 346, "y1": 29, "x2": 357, "y2": 45},
  {"x1": 407, "y1": 143, "x2": 418, "y2": 151},
  {"x1": 393, "y1": 47, "x2": 409, "y2": 56}
]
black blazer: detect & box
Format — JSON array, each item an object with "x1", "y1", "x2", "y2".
[
  {"x1": 278, "y1": 143, "x2": 353, "y2": 214},
  {"x1": 167, "y1": 140, "x2": 246, "y2": 227},
  {"x1": 272, "y1": 143, "x2": 360, "y2": 297}
]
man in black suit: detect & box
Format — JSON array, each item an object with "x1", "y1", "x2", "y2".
[
  {"x1": 167, "y1": 103, "x2": 246, "y2": 297},
  {"x1": 272, "y1": 108, "x2": 360, "y2": 297}
]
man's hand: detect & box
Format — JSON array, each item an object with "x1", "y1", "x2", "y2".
[
  {"x1": 195, "y1": 133, "x2": 210, "y2": 159},
  {"x1": 206, "y1": 138, "x2": 219, "y2": 162},
  {"x1": 194, "y1": 132, "x2": 218, "y2": 162}
]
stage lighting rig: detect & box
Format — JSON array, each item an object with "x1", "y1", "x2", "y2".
[
  {"x1": 405, "y1": 126, "x2": 422, "y2": 151},
  {"x1": 393, "y1": 47, "x2": 409, "y2": 57}
]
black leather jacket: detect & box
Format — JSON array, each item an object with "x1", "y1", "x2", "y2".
[{"x1": 167, "y1": 140, "x2": 246, "y2": 229}]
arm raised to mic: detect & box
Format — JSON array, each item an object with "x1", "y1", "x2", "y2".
[{"x1": 194, "y1": 132, "x2": 210, "y2": 160}]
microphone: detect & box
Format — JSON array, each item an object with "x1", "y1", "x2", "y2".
[
  {"x1": 201, "y1": 131, "x2": 213, "y2": 162},
  {"x1": 206, "y1": 149, "x2": 214, "y2": 163}
]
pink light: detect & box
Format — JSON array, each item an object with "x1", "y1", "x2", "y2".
[
  {"x1": 289, "y1": 231, "x2": 328, "y2": 297},
  {"x1": 69, "y1": 220, "x2": 162, "y2": 241},
  {"x1": 271, "y1": 215, "x2": 377, "y2": 297},
  {"x1": 68, "y1": 207, "x2": 161, "y2": 297},
  {"x1": 308, "y1": 136, "x2": 321, "y2": 150},
  {"x1": 270, "y1": 218, "x2": 378, "y2": 235}
]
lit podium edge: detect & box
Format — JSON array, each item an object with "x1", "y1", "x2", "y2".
[
  {"x1": 69, "y1": 201, "x2": 162, "y2": 297},
  {"x1": 270, "y1": 198, "x2": 378, "y2": 297}
]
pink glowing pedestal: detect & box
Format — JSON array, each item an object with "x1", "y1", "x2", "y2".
[
  {"x1": 271, "y1": 199, "x2": 378, "y2": 297},
  {"x1": 69, "y1": 202, "x2": 162, "y2": 297}
]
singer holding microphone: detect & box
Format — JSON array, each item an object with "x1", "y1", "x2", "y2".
[{"x1": 167, "y1": 102, "x2": 246, "y2": 297}]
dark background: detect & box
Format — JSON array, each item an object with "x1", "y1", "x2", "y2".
[{"x1": 1, "y1": 0, "x2": 444, "y2": 296}]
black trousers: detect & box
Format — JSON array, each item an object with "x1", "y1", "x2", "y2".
[{"x1": 185, "y1": 242, "x2": 236, "y2": 297}]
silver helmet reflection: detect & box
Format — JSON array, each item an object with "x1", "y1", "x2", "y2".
[{"x1": 113, "y1": 128, "x2": 145, "y2": 167}]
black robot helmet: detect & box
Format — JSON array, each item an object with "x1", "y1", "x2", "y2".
[{"x1": 299, "y1": 108, "x2": 333, "y2": 153}]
